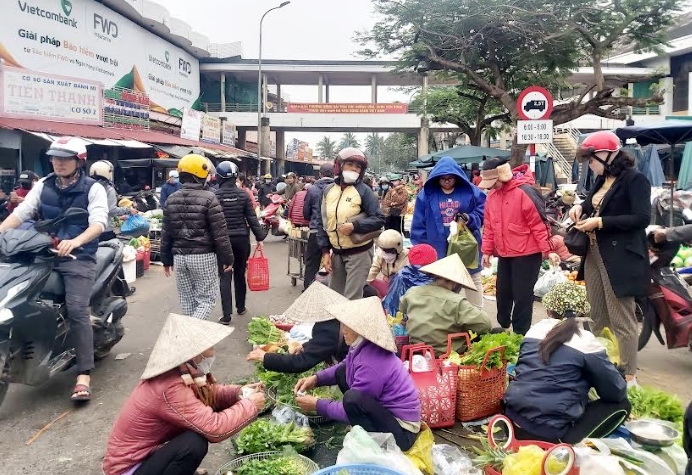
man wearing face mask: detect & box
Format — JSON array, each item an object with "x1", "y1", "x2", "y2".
[
  {"x1": 317, "y1": 148, "x2": 385, "y2": 300},
  {"x1": 6, "y1": 170, "x2": 39, "y2": 213},
  {"x1": 568, "y1": 130, "x2": 650, "y2": 387},
  {"x1": 159, "y1": 170, "x2": 182, "y2": 208},
  {"x1": 365, "y1": 229, "x2": 409, "y2": 298},
  {"x1": 381, "y1": 174, "x2": 409, "y2": 232}
]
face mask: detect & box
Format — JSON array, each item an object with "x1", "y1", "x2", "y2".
[
  {"x1": 197, "y1": 355, "x2": 216, "y2": 375},
  {"x1": 382, "y1": 252, "x2": 397, "y2": 263},
  {"x1": 171, "y1": 178, "x2": 179, "y2": 184},
  {"x1": 588, "y1": 159, "x2": 606, "y2": 176},
  {"x1": 381, "y1": 184, "x2": 389, "y2": 190},
  {"x1": 342, "y1": 170, "x2": 360, "y2": 184}
]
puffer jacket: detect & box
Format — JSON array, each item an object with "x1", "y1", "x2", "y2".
[
  {"x1": 288, "y1": 188, "x2": 310, "y2": 226},
  {"x1": 160, "y1": 182, "x2": 233, "y2": 267},
  {"x1": 304, "y1": 177, "x2": 334, "y2": 230},
  {"x1": 381, "y1": 184, "x2": 409, "y2": 216},
  {"x1": 215, "y1": 180, "x2": 265, "y2": 241}
]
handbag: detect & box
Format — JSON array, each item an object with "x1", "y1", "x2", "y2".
[
  {"x1": 347, "y1": 212, "x2": 383, "y2": 245},
  {"x1": 447, "y1": 221, "x2": 479, "y2": 268},
  {"x1": 247, "y1": 247, "x2": 269, "y2": 291},
  {"x1": 564, "y1": 225, "x2": 589, "y2": 257}
]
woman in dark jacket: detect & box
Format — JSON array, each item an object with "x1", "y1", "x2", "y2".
[
  {"x1": 569, "y1": 131, "x2": 651, "y2": 384},
  {"x1": 246, "y1": 282, "x2": 348, "y2": 373}
]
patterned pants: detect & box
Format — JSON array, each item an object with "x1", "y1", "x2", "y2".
[{"x1": 173, "y1": 253, "x2": 219, "y2": 320}]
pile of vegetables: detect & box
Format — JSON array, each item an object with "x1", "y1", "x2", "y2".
[
  {"x1": 235, "y1": 419, "x2": 314, "y2": 455},
  {"x1": 248, "y1": 317, "x2": 286, "y2": 347},
  {"x1": 230, "y1": 451, "x2": 309, "y2": 475},
  {"x1": 128, "y1": 236, "x2": 150, "y2": 251},
  {"x1": 671, "y1": 245, "x2": 692, "y2": 269},
  {"x1": 255, "y1": 363, "x2": 338, "y2": 412},
  {"x1": 482, "y1": 275, "x2": 497, "y2": 296},
  {"x1": 446, "y1": 332, "x2": 524, "y2": 370},
  {"x1": 628, "y1": 385, "x2": 684, "y2": 426}
]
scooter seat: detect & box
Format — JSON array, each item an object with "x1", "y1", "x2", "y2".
[{"x1": 94, "y1": 246, "x2": 117, "y2": 279}]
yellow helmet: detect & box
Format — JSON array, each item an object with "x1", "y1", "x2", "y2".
[
  {"x1": 263, "y1": 173, "x2": 272, "y2": 179},
  {"x1": 178, "y1": 154, "x2": 209, "y2": 179}
]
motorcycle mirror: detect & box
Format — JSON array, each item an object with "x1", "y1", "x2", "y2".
[{"x1": 543, "y1": 445, "x2": 576, "y2": 475}]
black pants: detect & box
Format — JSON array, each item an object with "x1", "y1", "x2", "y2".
[
  {"x1": 513, "y1": 399, "x2": 631, "y2": 444},
  {"x1": 335, "y1": 365, "x2": 417, "y2": 451},
  {"x1": 385, "y1": 215, "x2": 403, "y2": 233},
  {"x1": 496, "y1": 253, "x2": 542, "y2": 335},
  {"x1": 133, "y1": 430, "x2": 208, "y2": 475},
  {"x1": 220, "y1": 236, "x2": 251, "y2": 319},
  {"x1": 303, "y1": 232, "x2": 321, "y2": 290}
]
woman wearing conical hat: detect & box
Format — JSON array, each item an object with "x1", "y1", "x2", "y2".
[
  {"x1": 401, "y1": 254, "x2": 492, "y2": 355},
  {"x1": 103, "y1": 314, "x2": 266, "y2": 475},
  {"x1": 294, "y1": 297, "x2": 421, "y2": 451},
  {"x1": 246, "y1": 282, "x2": 349, "y2": 372}
]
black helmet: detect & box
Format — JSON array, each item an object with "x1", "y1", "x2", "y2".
[{"x1": 216, "y1": 161, "x2": 239, "y2": 179}]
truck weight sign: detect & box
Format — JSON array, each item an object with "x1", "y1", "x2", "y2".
[{"x1": 517, "y1": 86, "x2": 554, "y2": 121}]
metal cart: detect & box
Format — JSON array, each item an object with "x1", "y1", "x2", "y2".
[{"x1": 287, "y1": 235, "x2": 308, "y2": 286}]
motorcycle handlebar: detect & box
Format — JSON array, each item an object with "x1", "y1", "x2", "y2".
[{"x1": 48, "y1": 248, "x2": 77, "y2": 260}]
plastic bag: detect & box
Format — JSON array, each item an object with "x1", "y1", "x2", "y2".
[
  {"x1": 447, "y1": 221, "x2": 479, "y2": 269},
  {"x1": 247, "y1": 247, "x2": 270, "y2": 291},
  {"x1": 271, "y1": 404, "x2": 309, "y2": 428},
  {"x1": 404, "y1": 425, "x2": 435, "y2": 475},
  {"x1": 596, "y1": 328, "x2": 621, "y2": 366},
  {"x1": 336, "y1": 426, "x2": 424, "y2": 475},
  {"x1": 533, "y1": 266, "x2": 567, "y2": 298},
  {"x1": 383, "y1": 265, "x2": 434, "y2": 316},
  {"x1": 572, "y1": 444, "x2": 625, "y2": 475},
  {"x1": 432, "y1": 444, "x2": 476, "y2": 475},
  {"x1": 590, "y1": 438, "x2": 675, "y2": 475},
  {"x1": 120, "y1": 213, "x2": 150, "y2": 237},
  {"x1": 122, "y1": 245, "x2": 137, "y2": 263}
]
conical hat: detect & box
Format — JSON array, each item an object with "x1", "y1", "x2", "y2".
[
  {"x1": 420, "y1": 254, "x2": 476, "y2": 290},
  {"x1": 141, "y1": 313, "x2": 234, "y2": 379},
  {"x1": 284, "y1": 282, "x2": 348, "y2": 323},
  {"x1": 325, "y1": 297, "x2": 397, "y2": 353}
]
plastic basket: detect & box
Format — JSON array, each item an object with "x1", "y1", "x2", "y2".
[
  {"x1": 247, "y1": 247, "x2": 270, "y2": 291},
  {"x1": 313, "y1": 464, "x2": 408, "y2": 475},
  {"x1": 215, "y1": 451, "x2": 319, "y2": 475}
]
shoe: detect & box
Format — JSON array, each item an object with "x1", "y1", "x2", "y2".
[
  {"x1": 218, "y1": 316, "x2": 232, "y2": 325},
  {"x1": 237, "y1": 308, "x2": 247, "y2": 315},
  {"x1": 125, "y1": 286, "x2": 136, "y2": 297}
]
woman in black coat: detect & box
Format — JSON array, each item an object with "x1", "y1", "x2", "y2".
[{"x1": 569, "y1": 131, "x2": 651, "y2": 384}]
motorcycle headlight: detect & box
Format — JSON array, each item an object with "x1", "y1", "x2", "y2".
[
  {"x1": 0, "y1": 308, "x2": 13, "y2": 324},
  {"x1": 0, "y1": 280, "x2": 31, "y2": 310}
]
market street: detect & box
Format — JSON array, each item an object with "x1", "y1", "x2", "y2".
[{"x1": 0, "y1": 236, "x2": 690, "y2": 475}]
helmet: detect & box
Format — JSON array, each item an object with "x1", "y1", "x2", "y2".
[
  {"x1": 46, "y1": 137, "x2": 87, "y2": 161},
  {"x1": 178, "y1": 154, "x2": 209, "y2": 179},
  {"x1": 263, "y1": 173, "x2": 273, "y2": 180},
  {"x1": 216, "y1": 160, "x2": 239, "y2": 179},
  {"x1": 334, "y1": 147, "x2": 368, "y2": 176},
  {"x1": 379, "y1": 177, "x2": 390, "y2": 183},
  {"x1": 377, "y1": 229, "x2": 403, "y2": 253},
  {"x1": 578, "y1": 131, "x2": 621, "y2": 163},
  {"x1": 90, "y1": 160, "x2": 114, "y2": 181},
  {"x1": 388, "y1": 173, "x2": 403, "y2": 182}
]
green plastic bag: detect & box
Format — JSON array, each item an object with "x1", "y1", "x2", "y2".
[{"x1": 447, "y1": 222, "x2": 479, "y2": 268}]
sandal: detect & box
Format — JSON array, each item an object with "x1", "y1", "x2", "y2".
[
  {"x1": 195, "y1": 469, "x2": 208, "y2": 475},
  {"x1": 71, "y1": 384, "x2": 92, "y2": 402}
]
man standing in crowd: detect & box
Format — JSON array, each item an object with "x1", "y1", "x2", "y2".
[
  {"x1": 89, "y1": 160, "x2": 137, "y2": 242},
  {"x1": 0, "y1": 137, "x2": 108, "y2": 403},
  {"x1": 381, "y1": 173, "x2": 409, "y2": 232},
  {"x1": 161, "y1": 154, "x2": 234, "y2": 321},
  {"x1": 215, "y1": 161, "x2": 266, "y2": 323},
  {"x1": 159, "y1": 170, "x2": 181, "y2": 207},
  {"x1": 258, "y1": 174, "x2": 275, "y2": 208},
  {"x1": 303, "y1": 164, "x2": 335, "y2": 289}
]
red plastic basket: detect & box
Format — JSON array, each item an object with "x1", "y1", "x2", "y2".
[
  {"x1": 401, "y1": 344, "x2": 458, "y2": 429},
  {"x1": 247, "y1": 247, "x2": 270, "y2": 291}
]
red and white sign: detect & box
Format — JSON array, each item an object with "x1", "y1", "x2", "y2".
[
  {"x1": 517, "y1": 86, "x2": 553, "y2": 120},
  {"x1": 287, "y1": 103, "x2": 408, "y2": 114}
]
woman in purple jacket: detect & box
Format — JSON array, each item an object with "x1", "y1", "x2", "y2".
[{"x1": 295, "y1": 296, "x2": 421, "y2": 451}]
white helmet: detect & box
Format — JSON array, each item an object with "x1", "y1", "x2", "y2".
[
  {"x1": 46, "y1": 137, "x2": 88, "y2": 161},
  {"x1": 90, "y1": 160, "x2": 114, "y2": 181},
  {"x1": 377, "y1": 229, "x2": 403, "y2": 253}
]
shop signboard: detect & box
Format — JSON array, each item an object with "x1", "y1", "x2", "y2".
[
  {"x1": 180, "y1": 108, "x2": 203, "y2": 141},
  {"x1": 0, "y1": 0, "x2": 200, "y2": 117},
  {"x1": 0, "y1": 66, "x2": 102, "y2": 124},
  {"x1": 222, "y1": 121, "x2": 236, "y2": 145},
  {"x1": 200, "y1": 114, "x2": 221, "y2": 144},
  {"x1": 103, "y1": 86, "x2": 149, "y2": 130},
  {"x1": 287, "y1": 103, "x2": 408, "y2": 114}
]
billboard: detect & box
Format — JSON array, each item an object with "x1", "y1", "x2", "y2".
[
  {"x1": 286, "y1": 103, "x2": 408, "y2": 114},
  {"x1": 0, "y1": 0, "x2": 200, "y2": 117},
  {"x1": 180, "y1": 108, "x2": 203, "y2": 141}
]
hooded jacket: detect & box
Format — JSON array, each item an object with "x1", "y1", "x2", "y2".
[
  {"x1": 215, "y1": 180, "x2": 265, "y2": 240},
  {"x1": 410, "y1": 157, "x2": 486, "y2": 273},
  {"x1": 304, "y1": 177, "x2": 334, "y2": 231},
  {"x1": 482, "y1": 166, "x2": 552, "y2": 258}
]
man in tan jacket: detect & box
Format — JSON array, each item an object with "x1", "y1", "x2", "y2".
[{"x1": 381, "y1": 174, "x2": 408, "y2": 232}]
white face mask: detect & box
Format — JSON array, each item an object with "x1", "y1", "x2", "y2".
[
  {"x1": 197, "y1": 355, "x2": 216, "y2": 375},
  {"x1": 342, "y1": 170, "x2": 360, "y2": 184},
  {"x1": 382, "y1": 252, "x2": 397, "y2": 263}
]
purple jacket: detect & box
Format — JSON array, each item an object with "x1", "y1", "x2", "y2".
[{"x1": 315, "y1": 340, "x2": 421, "y2": 424}]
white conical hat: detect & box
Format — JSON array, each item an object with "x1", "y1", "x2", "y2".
[
  {"x1": 141, "y1": 313, "x2": 235, "y2": 379},
  {"x1": 284, "y1": 282, "x2": 348, "y2": 323},
  {"x1": 420, "y1": 254, "x2": 476, "y2": 290},
  {"x1": 325, "y1": 297, "x2": 397, "y2": 353}
]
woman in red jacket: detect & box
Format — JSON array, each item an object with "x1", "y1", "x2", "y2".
[
  {"x1": 103, "y1": 314, "x2": 266, "y2": 475},
  {"x1": 479, "y1": 158, "x2": 552, "y2": 334}
]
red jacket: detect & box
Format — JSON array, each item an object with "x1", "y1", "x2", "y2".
[
  {"x1": 103, "y1": 371, "x2": 257, "y2": 475},
  {"x1": 481, "y1": 171, "x2": 552, "y2": 258},
  {"x1": 288, "y1": 188, "x2": 310, "y2": 226}
]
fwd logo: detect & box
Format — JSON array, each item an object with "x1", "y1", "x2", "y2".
[
  {"x1": 179, "y1": 58, "x2": 192, "y2": 74},
  {"x1": 94, "y1": 13, "x2": 118, "y2": 39},
  {"x1": 61, "y1": 0, "x2": 72, "y2": 16}
]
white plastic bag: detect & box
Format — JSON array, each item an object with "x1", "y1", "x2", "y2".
[
  {"x1": 533, "y1": 266, "x2": 567, "y2": 298},
  {"x1": 336, "y1": 426, "x2": 423, "y2": 475},
  {"x1": 432, "y1": 444, "x2": 478, "y2": 475}
]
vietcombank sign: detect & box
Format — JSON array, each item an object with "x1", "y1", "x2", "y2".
[{"x1": 0, "y1": 0, "x2": 200, "y2": 116}]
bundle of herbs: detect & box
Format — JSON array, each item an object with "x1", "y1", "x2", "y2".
[
  {"x1": 446, "y1": 332, "x2": 524, "y2": 370},
  {"x1": 628, "y1": 385, "x2": 684, "y2": 425},
  {"x1": 235, "y1": 419, "x2": 315, "y2": 455},
  {"x1": 248, "y1": 317, "x2": 286, "y2": 347}
]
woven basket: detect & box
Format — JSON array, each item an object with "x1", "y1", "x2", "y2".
[
  {"x1": 215, "y1": 451, "x2": 319, "y2": 475},
  {"x1": 455, "y1": 346, "x2": 506, "y2": 422}
]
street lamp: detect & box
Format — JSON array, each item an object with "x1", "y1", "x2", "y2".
[{"x1": 257, "y1": 1, "x2": 291, "y2": 177}]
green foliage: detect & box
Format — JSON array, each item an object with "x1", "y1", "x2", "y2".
[
  {"x1": 379, "y1": 132, "x2": 419, "y2": 171},
  {"x1": 247, "y1": 317, "x2": 285, "y2": 346},
  {"x1": 339, "y1": 132, "x2": 361, "y2": 150},
  {"x1": 235, "y1": 419, "x2": 314, "y2": 455},
  {"x1": 447, "y1": 332, "x2": 524, "y2": 369},
  {"x1": 628, "y1": 385, "x2": 684, "y2": 425},
  {"x1": 233, "y1": 453, "x2": 307, "y2": 475},
  {"x1": 315, "y1": 136, "x2": 337, "y2": 159}
]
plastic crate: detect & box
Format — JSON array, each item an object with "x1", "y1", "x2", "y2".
[{"x1": 313, "y1": 464, "x2": 407, "y2": 475}]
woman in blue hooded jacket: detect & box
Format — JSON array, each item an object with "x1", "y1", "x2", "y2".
[{"x1": 410, "y1": 157, "x2": 486, "y2": 307}]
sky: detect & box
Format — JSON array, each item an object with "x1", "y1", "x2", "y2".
[{"x1": 157, "y1": 0, "x2": 409, "y2": 147}]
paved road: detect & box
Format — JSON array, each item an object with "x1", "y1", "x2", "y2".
[{"x1": 0, "y1": 236, "x2": 689, "y2": 474}]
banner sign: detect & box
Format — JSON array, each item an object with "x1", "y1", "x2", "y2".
[
  {"x1": 286, "y1": 103, "x2": 408, "y2": 114},
  {"x1": 180, "y1": 107, "x2": 203, "y2": 141},
  {"x1": 222, "y1": 121, "x2": 236, "y2": 145},
  {"x1": 0, "y1": 0, "x2": 200, "y2": 116},
  {"x1": 103, "y1": 86, "x2": 149, "y2": 130},
  {"x1": 0, "y1": 66, "x2": 102, "y2": 124},
  {"x1": 200, "y1": 114, "x2": 221, "y2": 144}
]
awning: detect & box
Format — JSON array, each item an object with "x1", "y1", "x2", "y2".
[
  {"x1": 23, "y1": 130, "x2": 151, "y2": 149},
  {"x1": 118, "y1": 158, "x2": 180, "y2": 169}
]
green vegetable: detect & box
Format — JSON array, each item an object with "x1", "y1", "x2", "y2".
[
  {"x1": 233, "y1": 455, "x2": 306, "y2": 475},
  {"x1": 248, "y1": 317, "x2": 285, "y2": 346},
  {"x1": 255, "y1": 363, "x2": 328, "y2": 410},
  {"x1": 235, "y1": 419, "x2": 314, "y2": 455},
  {"x1": 447, "y1": 333, "x2": 524, "y2": 370},
  {"x1": 628, "y1": 385, "x2": 684, "y2": 425}
]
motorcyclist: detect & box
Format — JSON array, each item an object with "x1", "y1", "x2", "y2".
[
  {"x1": 0, "y1": 137, "x2": 108, "y2": 403},
  {"x1": 258, "y1": 174, "x2": 275, "y2": 208},
  {"x1": 6, "y1": 170, "x2": 39, "y2": 213},
  {"x1": 89, "y1": 160, "x2": 137, "y2": 242}
]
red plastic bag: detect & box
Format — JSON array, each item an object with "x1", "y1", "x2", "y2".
[{"x1": 247, "y1": 247, "x2": 269, "y2": 291}]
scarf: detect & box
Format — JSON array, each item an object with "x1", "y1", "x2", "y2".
[{"x1": 179, "y1": 362, "x2": 218, "y2": 409}]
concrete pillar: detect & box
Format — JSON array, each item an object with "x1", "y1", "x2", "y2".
[
  {"x1": 318, "y1": 74, "x2": 324, "y2": 103},
  {"x1": 260, "y1": 117, "x2": 271, "y2": 175},
  {"x1": 325, "y1": 83, "x2": 330, "y2": 103},
  {"x1": 276, "y1": 130, "x2": 286, "y2": 175},
  {"x1": 418, "y1": 118, "x2": 429, "y2": 157},
  {"x1": 220, "y1": 73, "x2": 226, "y2": 112},
  {"x1": 661, "y1": 77, "x2": 674, "y2": 116},
  {"x1": 237, "y1": 129, "x2": 247, "y2": 150},
  {"x1": 371, "y1": 74, "x2": 378, "y2": 103},
  {"x1": 262, "y1": 73, "x2": 269, "y2": 115},
  {"x1": 276, "y1": 83, "x2": 282, "y2": 111}
]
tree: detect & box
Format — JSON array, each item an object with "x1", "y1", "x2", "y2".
[
  {"x1": 365, "y1": 133, "x2": 387, "y2": 173},
  {"x1": 380, "y1": 133, "x2": 419, "y2": 171},
  {"x1": 339, "y1": 132, "x2": 361, "y2": 150},
  {"x1": 360, "y1": 0, "x2": 680, "y2": 164},
  {"x1": 316, "y1": 136, "x2": 337, "y2": 159}
]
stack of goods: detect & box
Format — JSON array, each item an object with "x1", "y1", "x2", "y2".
[{"x1": 670, "y1": 245, "x2": 692, "y2": 269}]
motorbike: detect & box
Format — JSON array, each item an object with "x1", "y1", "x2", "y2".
[
  {"x1": 0, "y1": 208, "x2": 129, "y2": 407},
  {"x1": 260, "y1": 193, "x2": 287, "y2": 236},
  {"x1": 638, "y1": 228, "x2": 692, "y2": 352},
  {"x1": 129, "y1": 188, "x2": 160, "y2": 212}
]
